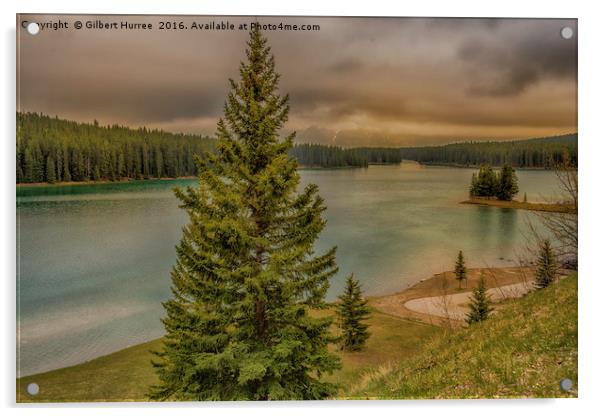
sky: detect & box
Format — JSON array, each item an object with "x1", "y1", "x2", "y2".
[{"x1": 17, "y1": 15, "x2": 577, "y2": 147}]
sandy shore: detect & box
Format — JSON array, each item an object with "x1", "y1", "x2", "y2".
[
  {"x1": 404, "y1": 281, "x2": 534, "y2": 321},
  {"x1": 368, "y1": 266, "x2": 537, "y2": 326}
]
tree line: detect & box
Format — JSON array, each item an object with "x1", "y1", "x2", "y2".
[
  {"x1": 17, "y1": 112, "x2": 577, "y2": 184},
  {"x1": 16, "y1": 112, "x2": 215, "y2": 183},
  {"x1": 395, "y1": 134, "x2": 577, "y2": 168},
  {"x1": 292, "y1": 135, "x2": 577, "y2": 169},
  {"x1": 289, "y1": 143, "x2": 370, "y2": 167}
]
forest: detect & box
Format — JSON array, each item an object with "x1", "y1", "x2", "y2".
[
  {"x1": 293, "y1": 135, "x2": 578, "y2": 169},
  {"x1": 290, "y1": 143, "x2": 370, "y2": 167},
  {"x1": 16, "y1": 112, "x2": 578, "y2": 184},
  {"x1": 393, "y1": 134, "x2": 577, "y2": 168},
  {"x1": 16, "y1": 112, "x2": 214, "y2": 183}
]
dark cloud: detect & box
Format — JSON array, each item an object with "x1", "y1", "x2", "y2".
[
  {"x1": 458, "y1": 20, "x2": 577, "y2": 97},
  {"x1": 17, "y1": 15, "x2": 577, "y2": 146}
]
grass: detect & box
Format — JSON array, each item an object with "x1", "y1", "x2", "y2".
[
  {"x1": 324, "y1": 309, "x2": 441, "y2": 393},
  {"x1": 17, "y1": 274, "x2": 577, "y2": 401},
  {"x1": 351, "y1": 274, "x2": 578, "y2": 399},
  {"x1": 461, "y1": 198, "x2": 576, "y2": 214},
  {"x1": 17, "y1": 339, "x2": 163, "y2": 402},
  {"x1": 17, "y1": 309, "x2": 441, "y2": 402}
]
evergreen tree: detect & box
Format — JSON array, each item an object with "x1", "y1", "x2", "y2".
[
  {"x1": 154, "y1": 146, "x2": 163, "y2": 178},
  {"x1": 55, "y1": 150, "x2": 63, "y2": 182},
  {"x1": 62, "y1": 146, "x2": 71, "y2": 182},
  {"x1": 471, "y1": 164, "x2": 499, "y2": 198},
  {"x1": 469, "y1": 173, "x2": 478, "y2": 197},
  {"x1": 23, "y1": 145, "x2": 35, "y2": 183},
  {"x1": 336, "y1": 274, "x2": 371, "y2": 351},
  {"x1": 497, "y1": 163, "x2": 519, "y2": 201},
  {"x1": 534, "y1": 239, "x2": 557, "y2": 289},
  {"x1": 466, "y1": 275, "x2": 493, "y2": 324},
  {"x1": 150, "y1": 28, "x2": 340, "y2": 401},
  {"x1": 46, "y1": 156, "x2": 56, "y2": 184},
  {"x1": 454, "y1": 250, "x2": 467, "y2": 289}
]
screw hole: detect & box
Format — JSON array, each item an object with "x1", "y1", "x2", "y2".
[
  {"x1": 26, "y1": 382, "x2": 39, "y2": 396},
  {"x1": 26, "y1": 22, "x2": 40, "y2": 35},
  {"x1": 560, "y1": 26, "x2": 574, "y2": 40},
  {"x1": 559, "y1": 378, "x2": 573, "y2": 391}
]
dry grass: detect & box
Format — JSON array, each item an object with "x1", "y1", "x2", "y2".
[{"x1": 352, "y1": 274, "x2": 578, "y2": 399}]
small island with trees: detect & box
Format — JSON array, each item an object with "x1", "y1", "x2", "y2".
[{"x1": 461, "y1": 163, "x2": 576, "y2": 214}]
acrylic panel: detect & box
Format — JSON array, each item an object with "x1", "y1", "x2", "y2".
[{"x1": 16, "y1": 15, "x2": 578, "y2": 402}]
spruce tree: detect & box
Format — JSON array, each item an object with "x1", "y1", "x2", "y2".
[
  {"x1": 472, "y1": 164, "x2": 499, "y2": 198},
  {"x1": 23, "y1": 145, "x2": 35, "y2": 183},
  {"x1": 534, "y1": 239, "x2": 557, "y2": 289},
  {"x1": 62, "y1": 146, "x2": 71, "y2": 182},
  {"x1": 150, "y1": 28, "x2": 340, "y2": 401},
  {"x1": 336, "y1": 274, "x2": 371, "y2": 351},
  {"x1": 46, "y1": 156, "x2": 56, "y2": 183},
  {"x1": 454, "y1": 250, "x2": 467, "y2": 289},
  {"x1": 497, "y1": 163, "x2": 519, "y2": 201},
  {"x1": 466, "y1": 275, "x2": 493, "y2": 324},
  {"x1": 469, "y1": 173, "x2": 477, "y2": 198}
]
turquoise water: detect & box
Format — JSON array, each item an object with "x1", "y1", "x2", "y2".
[{"x1": 16, "y1": 165, "x2": 557, "y2": 376}]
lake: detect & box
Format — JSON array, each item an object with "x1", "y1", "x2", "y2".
[{"x1": 16, "y1": 164, "x2": 558, "y2": 376}]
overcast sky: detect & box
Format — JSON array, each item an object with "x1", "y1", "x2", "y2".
[{"x1": 18, "y1": 15, "x2": 577, "y2": 147}]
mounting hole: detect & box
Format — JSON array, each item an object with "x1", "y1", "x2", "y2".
[
  {"x1": 26, "y1": 22, "x2": 40, "y2": 35},
  {"x1": 559, "y1": 378, "x2": 573, "y2": 391},
  {"x1": 26, "y1": 382, "x2": 39, "y2": 396},
  {"x1": 560, "y1": 26, "x2": 574, "y2": 40}
]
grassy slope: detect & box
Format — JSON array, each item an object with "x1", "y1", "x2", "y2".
[
  {"x1": 351, "y1": 274, "x2": 578, "y2": 399},
  {"x1": 17, "y1": 309, "x2": 441, "y2": 402},
  {"x1": 325, "y1": 310, "x2": 441, "y2": 392}
]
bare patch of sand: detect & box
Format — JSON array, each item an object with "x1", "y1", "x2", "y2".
[
  {"x1": 404, "y1": 281, "x2": 534, "y2": 321},
  {"x1": 368, "y1": 267, "x2": 536, "y2": 327}
]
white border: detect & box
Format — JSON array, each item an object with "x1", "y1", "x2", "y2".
[{"x1": 3, "y1": 1, "x2": 602, "y2": 415}]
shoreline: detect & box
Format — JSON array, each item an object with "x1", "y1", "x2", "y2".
[
  {"x1": 16, "y1": 166, "x2": 384, "y2": 188},
  {"x1": 419, "y1": 162, "x2": 554, "y2": 171},
  {"x1": 18, "y1": 265, "x2": 536, "y2": 380},
  {"x1": 16, "y1": 163, "x2": 560, "y2": 189},
  {"x1": 461, "y1": 198, "x2": 576, "y2": 214},
  {"x1": 368, "y1": 266, "x2": 536, "y2": 327},
  {"x1": 16, "y1": 176, "x2": 198, "y2": 188}
]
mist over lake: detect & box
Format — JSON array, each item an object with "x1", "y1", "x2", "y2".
[{"x1": 16, "y1": 164, "x2": 557, "y2": 376}]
